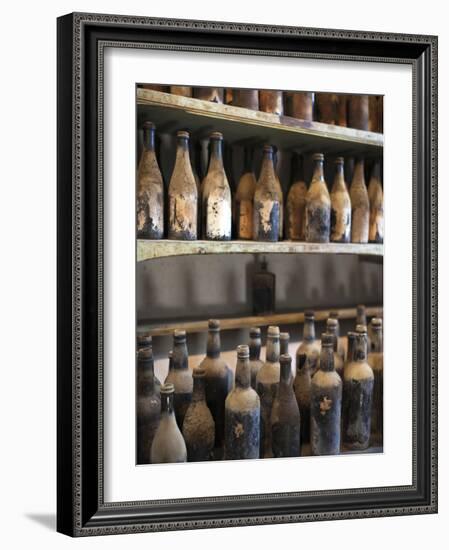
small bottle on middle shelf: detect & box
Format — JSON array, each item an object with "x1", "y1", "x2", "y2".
[
  {"x1": 235, "y1": 147, "x2": 257, "y2": 240},
  {"x1": 350, "y1": 158, "x2": 370, "y2": 243},
  {"x1": 305, "y1": 153, "x2": 331, "y2": 243},
  {"x1": 253, "y1": 145, "x2": 281, "y2": 242},
  {"x1": 330, "y1": 157, "x2": 351, "y2": 243},
  {"x1": 286, "y1": 153, "x2": 307, "y2": 241}
]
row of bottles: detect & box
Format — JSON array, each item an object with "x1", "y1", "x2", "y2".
[
  {"x1": 139, "y1": 85, "x2": 383, "y2": 132},
  {"x1": 137, "y1": 309, "x2": 383, "y2": 463},
  {"x1": 137, "y1": 124, "x2": 384, "y2": 244}
]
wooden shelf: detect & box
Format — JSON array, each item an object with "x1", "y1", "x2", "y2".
[
  {"x1": 137, "y1": 239, "x2": 383, "y2": 262},
  {"x1": 139, "y1": 306, "x2": 383, "y2": 337},
  {"x1": 137, "y1": 89, "x2": 383, "y2": 157}
]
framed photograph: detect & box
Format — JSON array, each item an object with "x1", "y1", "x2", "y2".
[{"x1": 57, "y1": 12, "x2": 437, "y2": 536}]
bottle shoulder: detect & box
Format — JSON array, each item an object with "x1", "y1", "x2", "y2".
[
  {"x1": 256, "y1": 361, "x2": 280, "y2": 385},
  {"x1": 226, "y1": 386, "x2": 260, "y2": 413},
  {"x1": 312, "y1": 369, "x2": 342, "y2": 389},
  {"x1": 344, "y1": 360, "x2": 374, "y2": 381}
]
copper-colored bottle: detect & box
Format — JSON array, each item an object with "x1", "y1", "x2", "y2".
[
  {"x1": 182, "y1": 367, "x2": 215, "y2": 462},
  {"x1": 137, "y1": 122, "x2": 164, "y2": 239},
  {"x1": 350, "y1": 159, "x2": 369, "y2": 243},
  {"x1": 141, "y1": 84, "x2": 169, "y2": 93},
  {"x1": 170, "y1": 85, "x2": 192, "y2": 97},
  {"x1": 368, "y1": 318, "x2": 383, "y2": 444},
  {"x1": 235, "y1": 147, "x2": 257, "y2": 240},
  {"x1": 337, "y1": 95, "x2": 348, "y2": 127},
  {"x1": 271, "y1": 354, "x2": 301, "y2": 457},
  {"x1": 259, "y1": 90, "x2": 284, "y2": 115},
  {"x1": 326, "y1": 318, "x2": 344, "y2": 379},
  {"x1": 348, "y1": 94, "x2": 369, "y2": 130},
  {"x1": 165, "y1": 330, "x2": 193, "y2": 429},
  {"x1": 296, "y1": 311, "x2": 321, "y2": 376},
  {"x1": 256, "y1": 326, "x2": 281, "y2": 458},
  {"x1": 273, "y1": 148, "x2": 284, "y2": 240},
  {"x1": 315, "y1": 93, "x2": 338, "y2": 124},
  {"x1": 368, "y1": 161, "x2": 384, "y2": 243},
  {"x1": 286, "y1": 153, "x2": 307, "y2": 241},
  {"x1": 293, "y1": 353, "x2": 312, "y2": 446},
  {"x1": 201, "y1": 132, "x2": 232, "y2": 241},
  {"x1": 224, "y1": 88, "x2": 233, "y2": 105},
  {"x1": 168, "y1": 131, "x2": 198, "y2": 240},
  {"x1": 368, "y1": 95, "x2": 379, "y2": 132},
  {"x1": 193, "y1": 87, "x2": 224, "y2": 103},
  {"x1": 253, "y1": 145, "x2": 281, "y2": 242},
  {"x1": 285, "y1": 92, "x2": 314, "y2": 121},
  {"x1": 330, "y1": 157, "x2": 351, "y2": 243},
  {"x1": 249, "y1": 327, "x2": 264, "y2": 389},
  {"x1": 232, "y1": 88, "x2": 259, "y2": 111},
  {"x1": 305, "y1": 153, "x2": 331, "y2": 243}
]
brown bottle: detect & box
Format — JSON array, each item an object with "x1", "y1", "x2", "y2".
[
  {"x1": 224, "y1": 88, "x2": 233, "y2": 105},
  {"x1": 348, "y1": 94, "x2": 369, "y2": 130},
  {"x1": 293, "y1": 353, "x2": 312, "y2": 446},
  {"x1": 368, "y1": 95, "x2": 379, "y2": 132},
  {"x1": 137, "y1": 122, "x2": 164, "y2": 239},
  {"x1": 249, "y1": 327, "x2": 264, "y2": 389},
  {"x1": 271, "y1": 354, "x2": 301, "y2": 457},
  {"x1": 253, "y1": 145, "x2": 281, "y2": 242},
  {"x1": 252, "y1": 257, "x2": 276, "y2": 315},
  {"x1": 305, "y1": 153, "x2": 331, "y2": 243},
  {"x1": 235, "y1": 147, "x2": 257, "y2": 240},
  {"x1": 326, "y1": 318, "x2": 344, "y2": 378},
  {"x1": 259, "y1": 90, "x2": 284, "y2": 115},
  {"x1": 286, "y1": 153, "x2": 307, "y2": 241},
  {"x1": 224, "y1": 345, "x2": 260, "y2": 460},
  {"x1": 193, "y1": 87, "x2": 224, "y2": 103},
  {"x1": 136, "y1": 348, "x2": 161, "y2": 464},
  {"x1": 330, "y1": 157, "x2": 351, "y2": 243},
  {"x1": 285, "y1": 92, "x2": 314, "y2": 121},
  {"x1": 201, "y1": 132, "x2": 232, "y2": 241},
  {"x1": 199, "y1": 320, "x2": 233, "y2": 453},
  {"x1": 280, "y1": 332, "x2": 290, "y2": 356},
  {"x1": 296, "y1": 311, "x2": 321, "y2": 376},
  {"x1": 168, "y1": 131, "x2": 198, "y2": 240},
  {"x1": 273, "y1": 148, "x2": 284, "y2": 240},
  {"x1": 151, "y1": 383, "x2": 187, "y2": 463},
  {"x1": 141, "y1": 84, "x2": 169, "y2": 93},
  {"x1": 368, "y1": 318, "x2": 383, "y2": 444},
  {"x1": 170, "y1": 86, "x2": 192, "y2": 97},
  {"x1": 182, "y1": 367, "x2": 215, "y2": 462},
  {"x1": 165, "y1": 330, "x2": 193, "y2": 429},
  {"x1": 350, "y1": 159, "x2": 369, "y2": 243},
  {"x1": 368, "y1": 161, "x2": 384, "y2": 243},
  {"x1": 337, "y1": 95, "x2": 348, "y2": 127},
  {"x1": 315, "y1": 93, "x2": 337, "y2": 124},
  {"x1": 232, "y1": 88, "x2": 259, "y2": 110},
  {"x1": 256, "y1": 326, "x2": 281, "y2": 458}
]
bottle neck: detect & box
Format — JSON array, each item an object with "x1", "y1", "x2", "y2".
[
  {"x1": 279, "y1": 360, "x2": 291, "y2": 386},
  {"x1": 259, "y1": 150, "x2": 276, "y2": 182},
  {"x1": 356, "y1": 308, "x2": 367, "y2": 327},
  {"x1": 173, "y1": 340, "x2": 188, "y2": 370},
  {"x1": 347, "y1": 335, "x2": 356, "y2": 362},
  {"x1": 235, "y1": 356, "x2": 251, "y2": 388},
  {"x1": 371, "y1": 329, "x2": 383, "y2": 353},
  {"x1": 371, "y1": 161, "x2": 381, "y2": 180},
  {"x1": 207, "y1": 330, "x2": 221, "y2": 359},
  {"x1": 303, "y1": 318, "x2": 316, "y2": 342},
  {"x1": 327, "y1": 329, "x2": 338, "y2": 352},
  {"x1": 208, "y1": 139, "x2": 224, "y2": 172},
  {"x1": 280, "y1": 337, "x2": 289, "y2": 356},
  {"x1": 354, "y1": 335, "x2": 368, "y2": 361},
  {"x1": 266, "y1": 335, "x2": 280, "y2": 362},
  {"x1": 175, "y1": 136, "x2": 191, "y2": 168},
  {"x1": 333, "y1": 163, "x2": 345, "y2": 188},
  {"x1": 143, "y1": 127, "x2": 155, "y2": 151},
  {"x1": 320, "y1": 344, "x2": 335, "y2": 372},
  {"x1": 138, "y1": 358, "x2": 156, "y2": 394},
  {"x1": 192, "y1": 375, "x2": 206, "y2": 402},
  {"x1": 161, "y1": 392, "x2": 175, "y2": 416},
  {"x1": 243, "y1": 148, "x2": 254, "y2": 174},
  {"x1": 312, "y1": 159, "x2": 325, "y2": 182},
  {"x1": 291, "y1": 154, "x2": 304, "y2": 183},
  {"x1": 353, "y1": 160, "x2": 365, "y2": 184},
  {"x1": 249, "y1": 337, "x2": 261, "y2": 360}
]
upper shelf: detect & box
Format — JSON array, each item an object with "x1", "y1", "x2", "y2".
[
  {"x1": 137, "y1": 239, "x2": 384, "y2": 262},
  {"x1": 137, "y1": 89, "x2": 383, "y2": 157}
]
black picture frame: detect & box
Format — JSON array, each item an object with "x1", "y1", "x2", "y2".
[{"x1": 57, "y1": 12, "x2": 438, "y2": 537}]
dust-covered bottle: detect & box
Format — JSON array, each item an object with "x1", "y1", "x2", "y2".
[
  {"x1": 137, "y1": 333, "x2": 161, "y2": 392},
  {"x1": 249, "y1": 327, "x2": 264, "y2": 389},
  {"x1": 286, "y1": 153, "x2": 307, "y2": 241},
  {"x1": 368, "y1": 161, "x2": 384, "y2": 243},
  {"x1": 232, "y1": 88, "x2": 259, "y2": 111},
  {"x1": 193, "y1": 87, "x2": 224, "y2": 103},
  {"x1": 326, "y1": 318, "x2": 344, "y2": 379},
  {"x1": 329, "y1": 311, "x2": 345, "y2": 361},
  {"x1": 315, "y1": 93, "x2": 337, "y2": 124},
  {"x1": 330, "y1": 157, "x2": 351, "y2": 243},
  {"x1": 293, "y1": 352, "x2": 312, "y2": 446},
  {"x1": 253, "y1": 145, "x2": 281, "y2": 242},
  {"x1": 348, "y1": 94, "x2": 369, "y2": 130},
  {"x1": 368, "y1": 318, "x2": 383, "y2": 444},
  {"x1": 170, "y1": 86, "x2": 192, "y2": 97},
  {"x1": 259, "y1": 90, "x2": 284, "y2": 115},
  {"x1": 165, "y1": 330, "x2": 193, "y2": 429},
  {"x1": 296, "y1": 311, "x2": 321, "y2": 376},
  {"x1": 305, "y1": 153, "x2": 331, "y2": 243},
  {"x1": 350, "y1": 159, "x2": 369, "y2": 243},
  {"x1": 285, "y1": 92, "x2": 314, "y2": 121},
  {"x1": 235, "y1": 147, "x2": 257, "y2": 240},
  {"x1": 280, "y1": 332, "x2": 290, "y2": 356}
]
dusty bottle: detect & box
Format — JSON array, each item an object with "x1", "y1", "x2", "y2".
[
  {"x1": 224, "y1": 345, "x2": 260, "y2": 460},
  {"x1": 296, "y1": 311, "x2": 321, "y2": 376},
  {"x1": 329, "y1": 311, "x2": 345, "y2": 361},
  {"x1": 224, "y1": 88, "x2": 233, "y2": 105},
  {"x1": 253, "y1": 145, "x2": 281, "y2": 241},
  {"x1": 193, "y1": 87, "x2": 224, "y2": 103},
  {"x1": 348, "y1": 94, "x2": 369, "y2": 130},
  {"x1": 256, "y1": 326, "x2": 281, "y2": 458},
  {"x1": 252, "y1": 257, "x2": 276, "y2": 315},
  {"x1": 342, "y1": 331, "x2": 374, "y2": 450},
  {"x1": 199, "y1": 320, "x2": 233, "y2": 452},
  {"x1": 137, "y1": 122, "x2": 164, "y2": 239},
  {"x1": 136, "y1": 333, "x2": 161, "y2": 392},
  {"x1": 293, "y1": 353, "x2": 312, "y2": 445},
  {"x1": 168, "y1": 131, "x2": 198, "y2": 240},
  {"x1": 182, "y1": 367, "x2": 215, "y2": 462},
  {"x1": 315, "y1": 93, "x2": 337, "y2": 124},
  {"x1": 259, "y1": 90, "x2": 284, "y2": 115},
  {"x1": 356, "y1": 304, "x2": 367, "y2": 329},
  {"x1": 280, "y1": 332, "x2": 290, "y2": 356},
  {"x1": 337, "y1": 95, "x2": 347, "y2": 127},
  {"x1": 235, "y1": 147, "x2": 257, "y2": 240},
  {"x1": 232, "y1": 88, "x2": 259, "y2": 110},
  {"x1": 249, "y1": 327, "x2": 264, "y2": 390},
  {"x1": 286, "y1": 153, "x2": 307, "y2": 241},
  {"x1": 368, "y1": 318, "x2": 383, "y2": 443},
  {"x1": 273, "y1": 148, "x2": 284, "y2": 240},
  {"x1": 164, "y1": 350, "x2": 174, "y2": 383},
  {"x1": 201, "y1": 132, "x2": 232, "y2": 241},
  {"x1": 151, "y1": 383, "x2": 187, "y2": 463},
  {"x1": 170, "y1": 85, "x2": 192, "y2": 97},
  {"x1": 368, "y1": 161, "x2": 384, "y2": 243},
  {"x1": 286, "y1": 92, "x2": 314, "y2": 121},
  {"x1": 136, "y1": 348, "x2": 161, "y2": 464},
  {"x1": 305, "y1": 153, "x2": 331, "y2": 243},
  {"x1": 368, "y1": 95, "x2": 380, "y2": 132},
  {"x1": 271, "y1": 354, "x2": 301, "y2": 457},
  {"x1": 344, "y1": 332, "x2": 356, "y2": 375},
  {"x1": 350, "y1": 159, "x2": 369, "y2": 243},
  {"x1": 310, "y1": 333, "x2": 342, "y2": 456},
  {"x1": 165, "y1": 330, "x2": 193, "y2": 429},
  {"x1": 330, "y1": 157, "x2": 351, "y2": 243},
  {"x1": 326, "y1": 318, "x2": 344, "y2": 378},
  {"x1": 141, "y1": 84, "x2": 168, "y2": 93}
]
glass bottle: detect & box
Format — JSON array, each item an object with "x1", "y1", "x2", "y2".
[
  {"x1": 249, "y1": 327, "x2": 264, "y2": 390},
  {"x1": 136, "y1": 333, "x2": 161, "y2": 393},
  {"x1": 137, "y1": 121, "x2": 164, "y2": 239},
  {"x1": 310, "y1": 333, "x2": 342, "y2": 456},
  {"x1": 273, "y1": 148, "x2": 284, "y2": 240},
  {"x1": 348, "y1": 94, "x2": 369, "y2": 130},
  {"x1": 280, "y1": 332, "x2": 290, "y2": 357},
  {"x1": 168, "y1": 131, "x2": 198, "y2": 240},
  {"x1": 342, "y1": 331, "x2": 374, "y2": 450},
  {"x1": 337, "y1": 95, "x2": 347, "y2": 127},
  {"x1": 271, "y1": 354, "x2": 301, "y2": 457},
  {"x1": 315, "y1": 93, "x2": 337, "y2": 124},
  {"x1": 285, "y1": 92, "x2": 314, "y2": 121},
  {"x1": 235, "y1": 147, "x2": 257, "y2": 240},
  {"x1": 170, "y1": 86, "x2": 192, "y2": 97},
  {"x1": 199, "y1": 320, "x2": 233, "y2": 454},
  {"x1": 252, "y1": 257, "x2": 276, "y2": 315},
  {"x1": 293, "y1": 352, "x2": 312, "y2": 446},
  {"x1": 286, "y1": 153, "x2": 307, "y2": 241},
  {"x1": 165, "y1": 330, "x2": 193, "y2": 429},
  {"x1": 296, "y1": 311, "x2": 321, "y2": 376},
  {"x1": 256, "y1": 326, "x2": 281, "y2": 458},
  {"x1": 151, "y1": 383, "x2": 187, "y2": 464},
  {"x1": 368, "y1": 318, "x2": 383, "y2": 444},
  {"x1": 330, "y1": 157, "x2": 351, "y2": 243},
  {"x1": 193, "y1": 87, "x2": 224, "y2": 103},
  {"x1": 232, "y1": 88, "x2": 259, "y2": 111},
  {"x1": 164, "y1": 350, "x2": 173, "y2": 383},
  {"x1": 224, "y1": 345, "x2": 261, "y2": 460},
  {"x1": 368, "y1": 161, "x2": 384, "y2": 243},
  {"x1": 350, "y1": 159, "x2": 369, "y2": 243},
  {"x1": 329, "y1": 311, "x2": 345, "y2": 361},
  {"x1": 259, "y1": 90, "x2": 284, "y2": 115},
  {"x1": 305, "y1": 153, "x2": 331, "y2": 243},
  {"x1": 356, "y1": 304, "x2": 367, "y2": 329},
  {"x1": 326, "y1": 318, "x2": 344, "y2": 379},
  {"x1": 136, "y1": 348, "x2": 161, "y2": 464},
  {"x1": 182, "y1": 367, "x2": 215, "y2": 462},
  {"x1": 253, "y1": 145, "x2": 281, "y2": 242}
]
